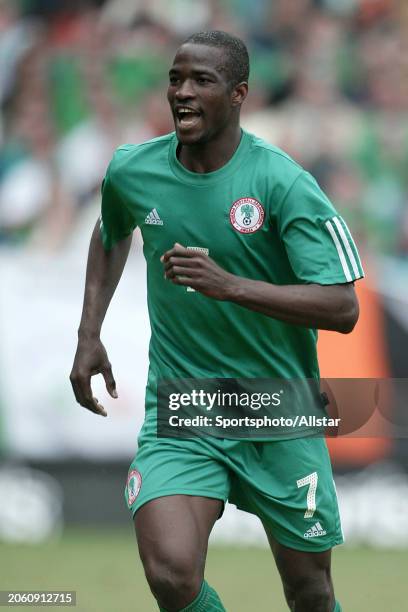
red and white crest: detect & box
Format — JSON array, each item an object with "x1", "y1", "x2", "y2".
[
  {"x1": 126, "y1": 469, "x2": 142, "y2": 506},
  {"x1": 230, "y1": 198, "x2": 265, "y2": 234}
]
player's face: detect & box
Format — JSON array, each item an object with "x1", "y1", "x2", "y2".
[{"x1": 167, "y1": 43, "x2": 238, "y2": 145}]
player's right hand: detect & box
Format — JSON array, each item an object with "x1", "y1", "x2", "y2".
[{"x1": 69, "y1": 337, "x2": 117, "y2": 417}]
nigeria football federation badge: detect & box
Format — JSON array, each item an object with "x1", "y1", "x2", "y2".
[
  {"x1": 126, "y1": 469, "x2": 142, "y2": 506},
  {"x1": 230, "y1": 197, "x2": 265, "y2": 233}
]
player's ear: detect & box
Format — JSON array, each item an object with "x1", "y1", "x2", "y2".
[{"x1": 231, "y1": 82, "x2": 248, "y2": 107}]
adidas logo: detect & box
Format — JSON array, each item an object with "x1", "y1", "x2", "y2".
[
  {"x1": 304, "y1": 522, "x2": 327, "y2": 538},
  {"x1": 145, "y1": 209, "x2": 163, "y2": 225}
]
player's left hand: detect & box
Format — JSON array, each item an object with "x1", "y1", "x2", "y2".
[{"x1": 161, "y1": 243, "x2": 239, "y2": 300}]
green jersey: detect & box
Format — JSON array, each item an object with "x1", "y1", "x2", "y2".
[{"x1": 100, "y1": 130, "x2": 364, "y2": 383}]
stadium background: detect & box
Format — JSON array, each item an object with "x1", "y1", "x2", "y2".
[{"x1": 0, "y1": 0, "x2": 407, "y2": 609}]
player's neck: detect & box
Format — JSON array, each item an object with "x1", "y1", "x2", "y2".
[{"x1": 177, "y1": 125, "x2": 242, "y2": 174}]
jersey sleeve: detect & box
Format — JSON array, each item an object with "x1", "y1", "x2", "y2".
[
  {"x1": 279, "y1": 171, "x2": 364, "y2": 284},
  {"x1": 99, "y1": 153, "x2": 136, "y2": 251}
]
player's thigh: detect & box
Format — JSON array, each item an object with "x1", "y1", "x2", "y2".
[
  {"x1": 134, "y1": 494, "x2": 223, "y2": 578},
  {"x1": 127, "y1": 415, "x2": 229, "y2": 577},
  {"x1": 265, "y1": 528, "x2": 333, "y2": 594}
]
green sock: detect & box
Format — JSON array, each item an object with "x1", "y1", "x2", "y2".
[
  {"x1": 334, "y1": 601, "x2": 342, "y2": 612},
  {"x1": 159, "y1": 580, "x2": 226, "y2": 611}
]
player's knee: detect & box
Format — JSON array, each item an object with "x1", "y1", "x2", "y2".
[
  {"x1": 142, "y1": 552, "x2": 202, "y2": 603},
  {"x1": 292, "y1": 580, "x2": 334, "y2": 612},
  {"x1": 284, "y1": 573, "x2": 333, "y2": 612}
]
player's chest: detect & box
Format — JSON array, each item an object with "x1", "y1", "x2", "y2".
[{"x1": 135, "y1": 182, "x2": 276, "y2": 262}]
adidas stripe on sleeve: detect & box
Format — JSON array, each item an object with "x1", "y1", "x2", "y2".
[
  {"x1": 325, "y1": 216, "x2": 364, "y2": 282},
  {"x1": 280, "y1": 171, "x2": 364, "y2": 285}
]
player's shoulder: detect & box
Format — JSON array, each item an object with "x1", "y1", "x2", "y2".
[
  {"x1": 245, "y1": 130, "x2": 304, "y2": 180},
  {"x1": 108, "y1": 133, "x2": 174, "y2": 177}
]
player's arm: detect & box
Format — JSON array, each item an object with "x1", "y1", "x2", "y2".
[
  {"x1": 209, "y1": 272, "x2": 359, "y2": 333},
  {"x1": 70, "y1": 220, "x2": 132, "y2": 416},
  {"x1": 162, "y1": 244, "x2": 359, "y2": 334}
]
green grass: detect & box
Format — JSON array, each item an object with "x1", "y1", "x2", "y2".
[{"x1": 0, "y1": 528, "x2": 407, "y2": 611}]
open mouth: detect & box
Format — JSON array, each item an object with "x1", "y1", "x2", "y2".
[{"x1": 175, "y1": 107, "x2": 202, "y2": 130}]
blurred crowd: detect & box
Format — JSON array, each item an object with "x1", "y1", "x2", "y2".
[{"x1": 0, "y1": 0, "x2": 407, "y2": 256}]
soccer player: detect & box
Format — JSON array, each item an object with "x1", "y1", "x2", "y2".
[{"x1": 70, "y1": 31, "x2": 363, "y2": 612}]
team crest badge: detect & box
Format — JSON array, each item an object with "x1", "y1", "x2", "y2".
[
  {"x1": 126, "y1": 469, "x2": 142, "y2": 506},
  {"x1": 230, "y1": 198, "x2": 265, "y2": 233}
]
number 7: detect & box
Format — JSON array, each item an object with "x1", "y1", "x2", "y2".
[{"x1": 297, "y1": 472, "x2": 318, "y2": 518}]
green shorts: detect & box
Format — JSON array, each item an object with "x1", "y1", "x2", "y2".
[{"x1": 125, "y1": 413, "x2": 343, "y2": 553}]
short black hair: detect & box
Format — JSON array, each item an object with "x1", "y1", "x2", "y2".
[{"x1": 183, "y1": 30, "x2": 249, "y2": 87}]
